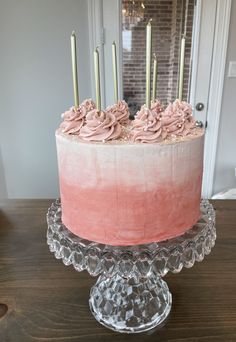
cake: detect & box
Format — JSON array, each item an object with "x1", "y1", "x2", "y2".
[{"x1": 56, "y1": 98, "x2": 204, "y2": 246}]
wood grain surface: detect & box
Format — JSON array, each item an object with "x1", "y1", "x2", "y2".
[{"x1": 0, "y1": 199, "x2": 235, "y2": 342}]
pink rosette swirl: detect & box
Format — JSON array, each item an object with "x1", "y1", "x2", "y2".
[
  {"x1": 59, "y1": 99, "x2": 96, "y2": 135},
  {"x1": 162, "y1": 99, "x2": 196, "y2": 136},
  {"x1": 79, "y1": 109, "x2": 122, "y2": 142},
  {"x1": 140, "y1": 100, "x2": 164, "y2": 117},
  {"x1": 60, "y1": 106, "x2": 87, "y2": 134},
  {"x1": 131, "y1": 107, "x2": 167, "y2": 143},
  {"x1": 81, "y1": 98, "x2": 96, "y2": 112},
  {"x1": 151, "y1": 100, "x2": 164, "y2": 115},
  {"x1": 106, "y1": 100, "x2": 130, "y2": 125}
]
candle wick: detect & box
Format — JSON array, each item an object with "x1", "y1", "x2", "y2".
[
  {"x1": 71, "y1": 30, "x2": 76, "y2": 36},
  {"x1": 148, "y1": 18, "x2": 152, "y2": 25},
  {"x1": 153, "y1": 53, "x2": 157, "y2": 59}
]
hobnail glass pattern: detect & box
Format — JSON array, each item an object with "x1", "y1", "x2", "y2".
[
  {"x1": 47, "y1": 199, "x2": 216, "y2": 278},
  {"x1": 89, "y1": 273, "x2": 172, "y2": 333},
  {"x1": 46, "y1": 199, "x2": 216, "y2": 333}
]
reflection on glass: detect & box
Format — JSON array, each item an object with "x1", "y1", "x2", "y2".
[
  {"x1": 122, "y1": 30, "x2": 132, "y2": 53},
  {"x1": 122, "y1": 0, "x2": 194, "y2": 114}
]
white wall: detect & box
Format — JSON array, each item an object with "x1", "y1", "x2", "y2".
[
  {"x1": 0, "y1": 0, "x2": 92, "y2": 198},
  {"x1": 213, "y1": 0, "x2": 236, "y2": 194}
]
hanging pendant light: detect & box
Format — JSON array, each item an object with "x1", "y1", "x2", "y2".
[{"x1": 122, "y1": 0, "x2": 146, "y2": 29}]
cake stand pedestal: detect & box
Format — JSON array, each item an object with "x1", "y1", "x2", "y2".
[{"x1": 46, "y1": 200, "x2": 216, "y2": 334}]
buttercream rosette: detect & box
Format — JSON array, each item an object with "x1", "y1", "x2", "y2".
[
  {"x1": 162, "y1": 99, "x2": 196, "y2": 136},
  {"x1": 140, "y1": 100, "x2": 163, "y2": 117},
  {"x1": 131, "y1": 107, "x2": 167, "y2": 143},
  {"x1": 81, "y1": 98, "x2": 96, "y2": 112},
  {"x1": 151, "y1": 100, "x2": 164, "y2": 115},
  {"x1": 60, "y1": 99, "x2": 96, "y2": 135},
  {"x1": 79, "y1": 109, "x2": 122, "y2": 142},
  {"x1": 106, "y1": 100, "x2": 130, "y2": 125},
  {"x1": 60, "y1": 106, "x2": 87, "y2": 134}
]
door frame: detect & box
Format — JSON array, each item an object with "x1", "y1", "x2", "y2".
[
  {"x1": 87, "y1": 0, "x2": 123, "y2": 108},
  {"x1": 203, "y1": 0, "x2": 232, "y2": 198},
  {"x1": 87, "y1": 0, "x2": 106, "y2": 108},
  {"x1": 190, "y1": 0, "x2": 231, "y2": 198}
]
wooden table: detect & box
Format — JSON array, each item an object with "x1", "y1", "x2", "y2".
[{"x1": 0, "y1": 200, "x2": 235, "y2": 342}]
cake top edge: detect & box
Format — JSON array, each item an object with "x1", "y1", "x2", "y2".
[
  {"x1": 56, "y1": 127, "x2": 204, "y2": 146},
  {"x1": 57, "y1": 98, "x2": 204, "y2": 144}
]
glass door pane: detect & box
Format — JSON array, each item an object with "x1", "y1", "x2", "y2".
[{"x1": 122, "y1": 0, "x2": 195, "y2": 114}]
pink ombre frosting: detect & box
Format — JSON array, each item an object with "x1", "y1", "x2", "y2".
[
  {"x1": 131, "y1": 108, "x2": 167, "y2": 143},
  {"x1": 79, "y1": 109, "x2": 122, "y2": 141},
  {"x1": 106, "y1": 100, "x2": 130, "y2": 125},
  {"x1": 56, "y1": 131, "x2": 204, "y2": 246}
]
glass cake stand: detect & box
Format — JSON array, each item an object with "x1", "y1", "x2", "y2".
[{"x1": 46, "y1": 200, "x2": 216, "y2": 334}]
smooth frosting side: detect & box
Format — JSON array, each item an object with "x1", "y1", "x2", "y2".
[{"x1": 56, "y1": 133, "x2": 204, "y2": 245}]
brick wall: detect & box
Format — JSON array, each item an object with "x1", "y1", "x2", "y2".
[{"x1": 122, "y1": 0, "x2": 194, "y2": 113}]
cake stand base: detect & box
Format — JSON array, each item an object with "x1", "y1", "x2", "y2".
[
  {"x1": 47, "y1": 199, "x2": 216, "y2": 334},
  {"x1": 89, "y1": 273, "x2": 171, "y2": 333}
]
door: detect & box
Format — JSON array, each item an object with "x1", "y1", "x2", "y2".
[
  {"x1": 190, "y1": 0, "x2": 217, "y2": 198},
  {"x1": 190, "y1": 0, "x2": 217, "y2": 127},
  {"x1": 190, "y1": 0, "x2": 231, "y2": 198}
]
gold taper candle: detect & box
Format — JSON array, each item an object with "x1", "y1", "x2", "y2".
[
  {"x1": 71, "y1": 31, "x2": 79, "y2": 107},
  {"x1": 178, "y1": 35, "x2": 186, "y2": 101},
  {"x1": 94, "y1": 47, "x2": 101, "y2": 110},
  {"x1": 152, "y1": 53, "x2": 158, "y2": 102},
  {"x1": 146, "y1": 19, "x2": 152, "y2": 109},
  {"x1": 112, "y1": 41, "x2": 118, "y2": 103}
]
